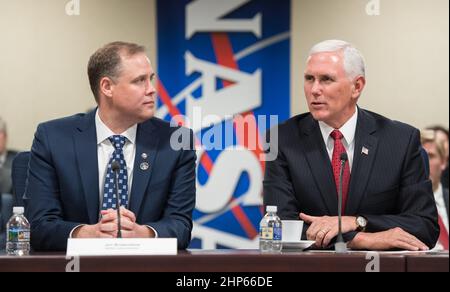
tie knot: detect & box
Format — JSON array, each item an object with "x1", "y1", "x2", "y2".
[
  {"x1": 330, "y1": 130, "x2": 344, "y2": 140},
  {"x1": 109, "y1": 135, "x2": 127, "y2": 150}
]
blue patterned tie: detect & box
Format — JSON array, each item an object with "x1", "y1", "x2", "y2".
[{"x1": 101, "y1": 135, "x2": 129, "y2": 210}]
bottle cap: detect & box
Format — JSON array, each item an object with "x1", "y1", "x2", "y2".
[
  {"x1": 13, "y1": 207, "x2": 24, "y2": 215},
  {"x1": 266, "y1": 205, "x2": 277, "y2": 213}
]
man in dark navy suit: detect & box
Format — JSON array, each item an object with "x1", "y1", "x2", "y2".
[
  {"x1": 0, "y1": 118, "x2": 18, "y2": 195},
  {"x1": 1, "y1": 118, "x2": 17, "y2": 249},
  {"x1": 264, "y1": 40, "x2": 439, "y2": 250},
  {"x1": 25, "y1": 42, "x2": 196, "y2": 251}
]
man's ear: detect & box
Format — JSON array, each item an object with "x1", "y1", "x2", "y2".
[
  {"x1": 99, "y1": 77, "x2": 114, "y2": 98},
  {"x1": 352, "y1": 76, "x2": 366, "y2": 99}
]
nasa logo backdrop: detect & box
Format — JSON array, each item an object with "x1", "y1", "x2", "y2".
[{"x1": 157, "y1": 0, "x2": 291, "y2": 249}]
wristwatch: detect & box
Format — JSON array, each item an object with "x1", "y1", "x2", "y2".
[{"x1": 355, "y1": 216, "x2": 368, "y2": 232}]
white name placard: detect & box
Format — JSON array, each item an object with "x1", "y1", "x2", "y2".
[{"x1": 66, "y1": 238, "x2": 177, "y2": 256}]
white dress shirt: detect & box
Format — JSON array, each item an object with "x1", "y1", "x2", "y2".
[
  {"x1": 318, "y1": 107, "x2": 358, "y2": 171},
  {"x1": 0, "y1": 152, "x2": 6, "y2": 168},
  {"x1": 435, "y1": 184, "x2": 449, "y2": 233},
  {"x1": 432, "y1": 184, "x2": 449, "y2": 250}
]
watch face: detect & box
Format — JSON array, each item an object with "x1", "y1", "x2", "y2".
[{"x1": 357, "y1": 217, "x2": 367, "y2": 227}]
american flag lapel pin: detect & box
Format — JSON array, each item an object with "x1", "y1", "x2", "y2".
[{"x1": 362, "y1": 147, "x2": 369, "y2": 156}]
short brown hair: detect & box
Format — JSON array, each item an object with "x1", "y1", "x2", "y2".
[{"x1": 87, "y1": 41, "x2": 146, "y2": 102}]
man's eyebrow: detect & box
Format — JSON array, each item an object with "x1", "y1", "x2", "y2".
[
  {"x1": 132, "y1": 73, "x2": 150, "y2": 81},
  {"x1": 317, "y1": 73, "x2": 336, "y2": 79},
  {"x1": 321, "y1": 74, "x2": 334, "y2": 78}
]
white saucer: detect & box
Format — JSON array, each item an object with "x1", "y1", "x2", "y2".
[{"x1": 282, "y1": 240, "x2": 315, "y2": 250}]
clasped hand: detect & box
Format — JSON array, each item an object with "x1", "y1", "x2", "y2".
[{"x1": 73, "y1": 207, "x2": 153, "y2": 238}]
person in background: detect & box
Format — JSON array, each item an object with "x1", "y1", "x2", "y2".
[
  {"x1": 426, "y1": 126, "x2": 449, "y2": 190},
  {"x1": 0, "y1": 117, "x2": 18, "y2": 195},
  {"x1": 422, "y1": 129, "x2": 449, "y2": 250}
]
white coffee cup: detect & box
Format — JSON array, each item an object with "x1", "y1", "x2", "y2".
[{"x1": 282, "y1": 220, "x2": 304, "y2": 242}]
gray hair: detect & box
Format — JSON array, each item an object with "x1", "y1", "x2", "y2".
[
  {"x1": 0, "y1": 117, "x2": 6, "y2": 134},
  {"x1": 309, "y1": 40, "x2": 366, "y2": 79}
]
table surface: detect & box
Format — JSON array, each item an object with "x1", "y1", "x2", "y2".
[{"x1": 0, "y1": 249, "x2": 448, "y2": 272}]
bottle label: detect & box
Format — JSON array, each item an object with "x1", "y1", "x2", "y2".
[
  {"x1": 8, "y1": 229, "x2": 30, "y2": 243},
  {"x1": 273, "y1": 226, "x2": 282, "y2": 241},
  {"x1": 260, "y1": 227, "x2": 273, "y2": 240}
]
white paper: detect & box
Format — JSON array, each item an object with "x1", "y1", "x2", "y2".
[{"x1": 66, "y1": 238, "x2": 178, "y2": 256}]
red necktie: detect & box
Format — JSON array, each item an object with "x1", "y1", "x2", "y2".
[
  {"x1": 330, "y1": 130, "x2": 350, "y2": 215},
  {"x1": 438, "y1": 215, "x2": 449, "y2": 250}
]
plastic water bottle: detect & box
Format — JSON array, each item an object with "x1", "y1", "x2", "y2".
[
  {"x1": 259, "y1": 205, "x2": 282, "y2": 253},
  {"x1": 6, "y1": 207, "x2": 30, "y2": 256}
]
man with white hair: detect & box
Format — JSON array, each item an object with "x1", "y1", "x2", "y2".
[
  {"x1": 0, "y1": 117, "x2": 17, "y2": 195},
  {"x1": 264, "y1": 40, "x2": 439, "y2": 251}
]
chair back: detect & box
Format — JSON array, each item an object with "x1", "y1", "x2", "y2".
[{"x1": 11, "y1": 152, "x2": 31, "y2": 207}]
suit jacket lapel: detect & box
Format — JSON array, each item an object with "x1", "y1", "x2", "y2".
[
  {"x1": 346, "y1": 108, "x2": 378, "y2": 215},
  {"x1": 129, "y1": 119, "x2": 160, "y2": 217},
  {"x1": 298, "y1": 116, "x2": 337, "y2": 215},
  {"x1": 74, "y1": 110, "x2": 100, "y2": 224}
]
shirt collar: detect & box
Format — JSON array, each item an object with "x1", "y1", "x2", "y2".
[
  {"x1": 95, "y1": 109, "x2": 137, "y2": 145},
  {"x1": 319, "y1": 106, "x2": 358, "y2": 146},
  {"x1": 0, "y1": 152, "x2": 6, "y2": 167}
]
